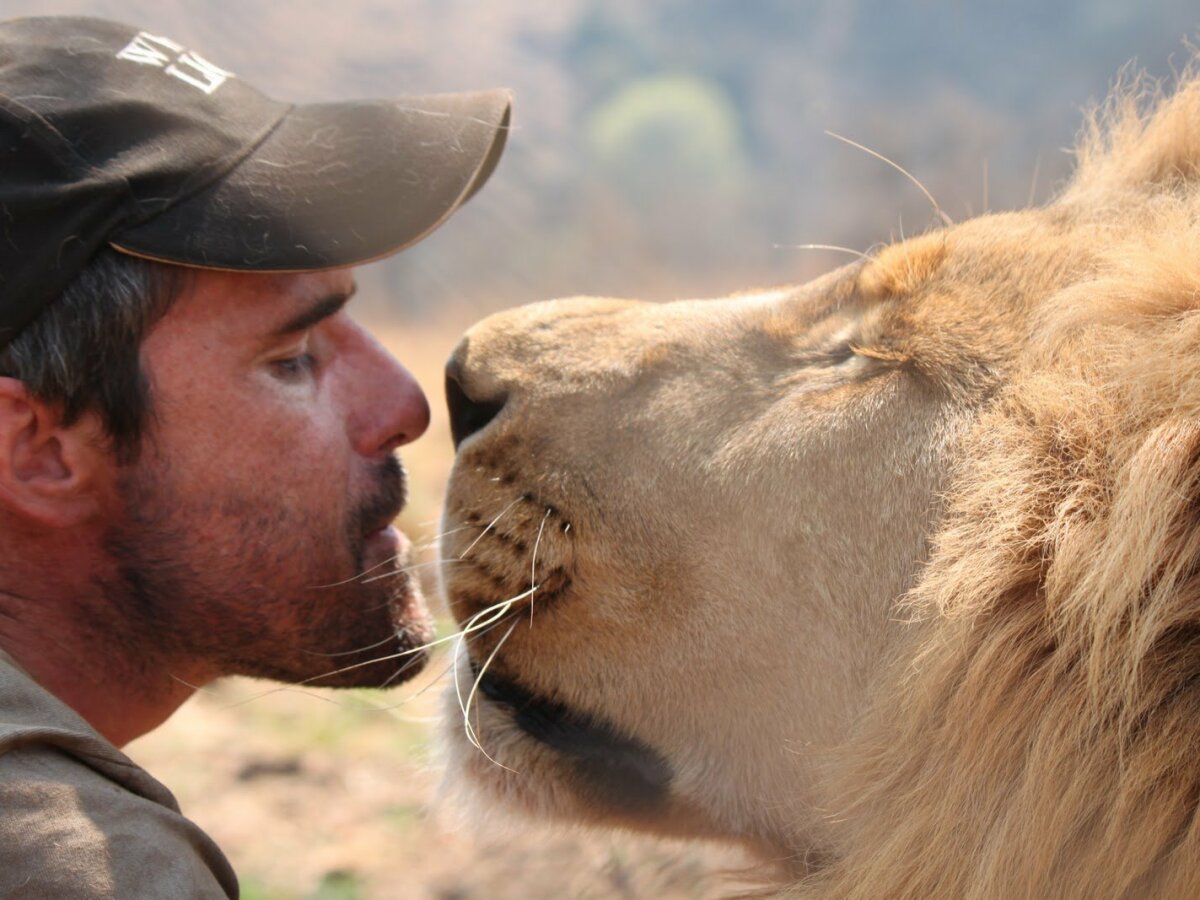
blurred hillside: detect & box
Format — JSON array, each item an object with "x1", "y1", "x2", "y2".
[{"x1": 8, "y1": 0, "x2": 1200, "y2": 324}]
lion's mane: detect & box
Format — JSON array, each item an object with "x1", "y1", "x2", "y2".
[{"x1": 798, "y1": 73, "x2": 1200, "y2": 898}]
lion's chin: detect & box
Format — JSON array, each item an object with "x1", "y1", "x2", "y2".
[
  {"x1": 471, "y1": 664, "x2": 674, "y2": 814},
  {"x1": 440, "y1": 656, "x2": 726, "y2": 839}
]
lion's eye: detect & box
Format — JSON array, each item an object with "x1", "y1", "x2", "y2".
[
  {"x1": 825, "y1": 342, "x2": 856, "y2": 364},
  {"x1": 806, "y1": 342, "x2": 856, "y2": 367}
]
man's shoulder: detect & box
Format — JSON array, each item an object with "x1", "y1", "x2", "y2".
[
  {"x1": 0, "y1": 653, "x2": 238, "y2": 898},
  {"x1": 0, "y1": 742, "x2": 237, "y2": 897}
]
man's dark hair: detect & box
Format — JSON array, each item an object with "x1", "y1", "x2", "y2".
[{"x1": 0, "y1": 249, "x2": 187, "y2": 462}]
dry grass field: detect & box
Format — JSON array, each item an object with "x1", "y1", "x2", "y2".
[{"x1": 126, "y1": 313, "x2": 757, "y2": 899}]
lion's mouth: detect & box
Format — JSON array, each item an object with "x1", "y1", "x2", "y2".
[{"x1": 470, "y1": 660, "x2": 674, "y2": 813}]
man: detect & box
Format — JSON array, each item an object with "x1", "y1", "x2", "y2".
[{"x1": 0, "y1": 15, "x2": 509, "y2": 897}]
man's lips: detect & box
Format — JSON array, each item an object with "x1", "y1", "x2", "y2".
[
  {"x1": 365, "y1": 523, "x2": 407, "y2": 557},
  {"x1": 362, "y1": 503, "x2": 405, "y2": 538}
]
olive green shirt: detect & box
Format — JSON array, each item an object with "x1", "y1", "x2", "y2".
[{"x1": 0, "y1": 649, "x2": 238, "y2": 898}]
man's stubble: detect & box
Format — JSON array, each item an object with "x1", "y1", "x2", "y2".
[{"x1": 94, "y1": 454, "x2": 431, "y2": 688}]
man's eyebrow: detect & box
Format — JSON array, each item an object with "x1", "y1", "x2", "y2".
[{"x1": 270, "y1": 284, "x2": 357, "y2": 337}]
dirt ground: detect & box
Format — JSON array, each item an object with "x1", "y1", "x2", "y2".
[{"x1": 126, "y1": 318, "x2": 760, "y2": 899}]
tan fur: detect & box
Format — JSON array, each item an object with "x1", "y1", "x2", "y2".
[
  {"x1": 858, "y1": 233, "x2": 948, "y2": 299},
  {"x1": 438, "y1": 67, "x2": 1200, "y2": 897}
]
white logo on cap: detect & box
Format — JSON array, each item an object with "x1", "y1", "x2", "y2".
[{"x1": 115, "y1": 32, "x2": 233, "y2": 95}]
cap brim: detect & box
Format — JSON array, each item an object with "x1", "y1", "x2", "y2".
[{"x1": 110, "y1": 89, "x2": 511, "y2": 272}]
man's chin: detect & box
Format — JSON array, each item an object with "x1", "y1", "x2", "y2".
[
  {"x1": 298, "y1": 523, "x2": 436, "y2": 688},
  {"x1": 307, "y1": 575, "x2": 434, "y2": 689}
]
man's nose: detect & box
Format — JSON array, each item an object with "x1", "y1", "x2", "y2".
[{"x1": 345, "y1": 328, "x2": 430, "y2": 457}]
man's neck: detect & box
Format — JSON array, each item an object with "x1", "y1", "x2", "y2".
[
  {"x1": 0, "y1": 536, "x2": 204, "y2": 747},
  {"x1": 1, "y1": 632, "x2": 197, "y2": 747}
]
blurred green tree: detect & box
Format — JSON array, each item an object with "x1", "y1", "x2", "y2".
[{"x1": 585, "y1": 74, "x2": 748, "y2": 199}]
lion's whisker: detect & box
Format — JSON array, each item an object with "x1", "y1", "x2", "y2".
[
  {"x1": 981, "y1": 157, "x2": 989, "y2": 213},
  {"x1": 380, "y1": 657, "x2": 461, "y2": 709},
  {"x1": 825, "y1": 129, "x2": 954, "y2": 227},
  {"x1": 185, "y1": 556, "x2": 544, "y2": 712},
  {"x1": 359, "y1": 557, "x2": 466, "y2": 585},
  {"x1": 412, "y1": 523, "x2": 473, "y2": 553},
  {"x1": 529, "y1": 508, "x2": 552, "y2": 625},
  {"x1": 459, "y1": 498, "x2": 521, "y2": 559},
  {"x1": 378, "y1": 647, "x2": 432, "y2": 688},
  {"x1": 464, "y1": 619, "x2": 520, "y2": 773},
  {"x1": 219, "y1": 592, "x2": 534, "y2": 706},
  {"x1": 416, "y1": 518, "x2": 471, "y2": 534},
  {"x1": 1027, "y1": 152, "x2": 1042, "y2": 209},
  {"x1": 299, "y1": 631, "x2": 401, "y2": 658},
  {"x1": 307, "y1": 551, "x2": 404, "y2": 589},
  {"x1": 208, "y1": 600, "x2": 528, "y2": 710},
  {"x1": 453, "y1": 631, "x2": 475, "y2": 748},
  {"x1": 774, "y1": 243, "x2": 872, "y2": 261},
  {"x1": 306, "y1": 521, "x2": 484, "y2": 591}
]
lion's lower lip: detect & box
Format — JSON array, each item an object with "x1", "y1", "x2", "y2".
[{"x1": 471, "y1": 661, "x2": 674, "y2": 813}]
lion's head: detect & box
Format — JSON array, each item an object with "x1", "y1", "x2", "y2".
[{"x1": 437, "y1": 71, "x2": 1200, "y2": 896}]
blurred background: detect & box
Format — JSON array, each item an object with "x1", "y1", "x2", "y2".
[{"x1": 7, "y1": 1, "x2": 1200, "y2": 897}]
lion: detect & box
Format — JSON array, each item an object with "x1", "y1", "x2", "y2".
[{"x1": 435, "y1": 69, "x2": 1200, "y2": 898}]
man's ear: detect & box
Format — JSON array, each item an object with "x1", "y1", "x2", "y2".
[{"x1": 0, "y1": 377, "x2": 109, "y2": 526}]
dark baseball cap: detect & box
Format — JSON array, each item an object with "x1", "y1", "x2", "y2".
[{"x1": 0, "y1": 16, "x2": 512, "y2": 347}]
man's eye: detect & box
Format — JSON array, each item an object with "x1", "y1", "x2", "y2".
[{"x1": 270, "y1": 352, "x2": 318, "y2": 379}]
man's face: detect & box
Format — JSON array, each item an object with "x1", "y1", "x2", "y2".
[{"x1": 100, "y1": 267, "x2": 433, "y2": 687}]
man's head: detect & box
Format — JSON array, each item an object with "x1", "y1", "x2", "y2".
[{"x1": 0, "y1": 16, "x2": 510, "y2": 730}]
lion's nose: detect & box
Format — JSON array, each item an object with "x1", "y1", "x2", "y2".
[{"x1": 445, "y1": 361, "x2": 507, "y2": 448}]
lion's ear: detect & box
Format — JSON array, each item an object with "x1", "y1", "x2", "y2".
[{"x1": 1066, "y1": 75, "x2": 1200, "y2": 199}]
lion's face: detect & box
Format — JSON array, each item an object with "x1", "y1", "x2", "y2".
[{"x1": 437, "y1": 211, "x2": 1090, "y2": 853}]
